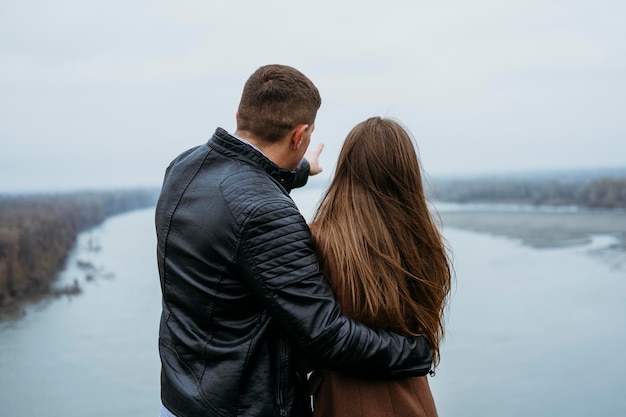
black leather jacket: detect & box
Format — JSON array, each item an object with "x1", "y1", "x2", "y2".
[{"x1": 155, "y1": 128, "x2": 432, "y2": 417}]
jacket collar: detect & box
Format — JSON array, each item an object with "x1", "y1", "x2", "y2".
[{"x1": 208, "y1": 127, "x2": 296, "y2": 191}]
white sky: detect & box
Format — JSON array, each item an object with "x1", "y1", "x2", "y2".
[{"x1": 1, "y1": 0, "x2": 625, "y2": 192}]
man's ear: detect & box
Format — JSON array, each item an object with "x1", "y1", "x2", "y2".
[{"x1": 292, "y1": 124, "x2": 308, "y2": 150}]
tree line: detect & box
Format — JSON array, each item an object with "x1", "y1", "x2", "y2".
[
  {"x1": 428, "y1": 177, "x2": 626, "y2": 208},
  {"x1": 0, "y1": 189, "x2": 159, "y2": 305}
]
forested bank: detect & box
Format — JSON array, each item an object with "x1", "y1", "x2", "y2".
[
  {"x1": 430, "y1": 177, "x2": 626, "y2": 209},
  {"x1": 0, "y1": 189, "x2": 159, "y2": 305}
]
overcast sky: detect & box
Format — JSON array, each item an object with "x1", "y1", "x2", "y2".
[{"x1": 1, "y1": 0, "x2": 625, "y2": 192}]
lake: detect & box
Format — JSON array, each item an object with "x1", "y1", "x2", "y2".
[{"x1": 0, "y1": 188, "x2": 624, "y2": 416}]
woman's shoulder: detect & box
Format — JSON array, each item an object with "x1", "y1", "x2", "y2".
[
  {"x1": 307, "y1": 222, "x2": 331, "y2": 259},
  {"x1": 308, "y1": 221, "x2": 319, "y2": 235}
]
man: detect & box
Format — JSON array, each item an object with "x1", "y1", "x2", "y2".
[{"x1": 155, "y1": 64, "x2": 432, "y2": 417}]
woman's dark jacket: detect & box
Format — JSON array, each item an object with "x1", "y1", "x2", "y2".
[{"x1": 155, "y1": 128, "x2": 432, "y2": 417}]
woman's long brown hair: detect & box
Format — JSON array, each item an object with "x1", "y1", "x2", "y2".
[{"x1": 311, "y1": 117, "x2": 452, "y2": 366}]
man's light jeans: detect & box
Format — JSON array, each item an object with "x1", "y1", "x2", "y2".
[{"x1": 160, "y1": 402, "x2": 177, "y2": 417}]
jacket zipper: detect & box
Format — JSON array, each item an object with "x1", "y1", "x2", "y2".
[{"x1": 276, "y1": 337, "x2": 290, "y2": 416}]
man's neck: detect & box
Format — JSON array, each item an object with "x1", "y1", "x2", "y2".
[
  {"x1": 233, "y1": 130, "x2": 296, "y2": 170},
  {"x1": 231, "y1": 131, "x2": 265, "y2": 155}
]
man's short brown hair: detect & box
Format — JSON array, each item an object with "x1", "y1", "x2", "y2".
[{"x1": 237, "y1": 64, "x2": 322, "y2": 143}]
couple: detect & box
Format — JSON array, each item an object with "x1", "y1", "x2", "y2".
[{"x1": 155, "y1": 64, "x2": 452, "y2": 417}]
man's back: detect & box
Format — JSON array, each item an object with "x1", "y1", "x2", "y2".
[{"x1": 156, "y1": 130, "x2": 312, "y2": 416}]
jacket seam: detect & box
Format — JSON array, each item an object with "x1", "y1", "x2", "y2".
[{"x1": 162, "y1": 147, "x2": 212, "y2": 352}]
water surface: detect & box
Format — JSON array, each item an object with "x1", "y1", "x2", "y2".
[{"x1": 1, "y1": 191, "x2": 624, "y2": 416}]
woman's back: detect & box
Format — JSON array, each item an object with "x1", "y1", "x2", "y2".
[
  {"x1": 308, "y1": 117, "x2": 452, "y2": 417},
  {"x1": 308, "y1": 224, "x2": 439, "y2": 417}
]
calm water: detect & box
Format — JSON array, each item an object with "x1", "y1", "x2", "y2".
[{"x1": 1, "y1": 189, "x2": 624, "y2": 416}]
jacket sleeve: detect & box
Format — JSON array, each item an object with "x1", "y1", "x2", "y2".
[
  {"x1": 291, "y1": 158, "x2": 310, "y2": 189},
  {"x1": 235, "y1": 194, "x2": 433, "y2": 378}
]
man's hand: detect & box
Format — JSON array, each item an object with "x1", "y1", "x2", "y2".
[{"x1": 305, "y1": 143, "x2": 324, "y2": 176}]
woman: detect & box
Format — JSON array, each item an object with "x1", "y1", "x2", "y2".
[{"x1": 308, "y1": 117, "x2": 452, "y2": 417}]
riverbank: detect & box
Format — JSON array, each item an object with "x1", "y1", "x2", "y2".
[
  {"x1": 435, "y1": 205, "x2": 626, "y2": 269},
  {"x1": 0, "y1": 189, "x2": 159, "y2": 307}
]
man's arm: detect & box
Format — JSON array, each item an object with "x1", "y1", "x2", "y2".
[{"x1": 237, "y1": 196, "x2": 432, "y2": 378}]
